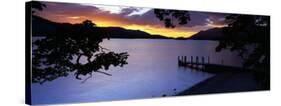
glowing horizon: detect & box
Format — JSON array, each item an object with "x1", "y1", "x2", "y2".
[
  {"x1": 34, "y1": 2, "x2": 228, "y2": 38},
  {"x1": 96, "y1": 22, "x2": 197, "y2": 38}
]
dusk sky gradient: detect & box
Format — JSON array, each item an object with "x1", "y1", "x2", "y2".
[{"x1": 35, "y1": 1, "x2": 229, "y2": 38}]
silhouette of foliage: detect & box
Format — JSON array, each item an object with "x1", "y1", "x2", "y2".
[
  {"x1": 28, "y1": 1, "x2": 46, "y2": 13},
  {"x1": 154, "y1": 9, "x2": 190, "y2": 28},
  {"x1": 216, "y1": 15, "x2": 270, "y2": 89},
  {"x1": 154, "y1": 10, "x2": 269, "y2": 69},
  {"x1": 154, "y1": 10, "x2": 270, "y2": 89},
  {"x1": 30, "y1": 2, "x2": 129, "y2": 84},
  {"x1": 216, "y1": 15, "x2": 270, "y2": 69},
  {"x1": 32, "y1": 20, "x2": 129, "y2": 84}
]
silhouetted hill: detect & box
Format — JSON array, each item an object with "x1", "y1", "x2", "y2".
[
  {"x1": 32, "y1": 15, "x2": 170, "y2": 39},
  {"x1": 97, "y1": 27, "x2": 169, "y2": 39},
  {"x1": 32, "y1": 15, "x2": 60, "y2": 36},
  {"x1": 189, "y1": 28, "x2": 224, "y2": 40}
]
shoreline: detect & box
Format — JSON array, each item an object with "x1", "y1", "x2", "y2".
[{"x1": 176, "y1": 71, "x2": 267, "y2": 96}]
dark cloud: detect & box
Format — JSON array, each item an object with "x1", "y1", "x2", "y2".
[
  {"x1": 207, "y1": 12, "x2": 229, "y2": 25},
  {"x1": 127, "y1": 10, "x2": 162, "y2": 25},
  {"x1": 119, "y1": 7, "x2": 139, "y2": 16},
  {"x1": 36, "y1": 2, "x2": 99, "y2": 16},
  {"x1": 188, "y1": 11, "x2": 210, "y2": 27},
  {"x1": 37, "y1": 1, "x2": 228, "y2": 30},
  {"x1": 184, "y1": 11, "x2": 228, "y2": 27},
  {"x1": 127, "y1": 10, "x2": 228, "y2": 28}
]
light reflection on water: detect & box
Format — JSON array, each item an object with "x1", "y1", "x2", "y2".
[{"x1": 31, "y1": 39, "x2": 242, "y2": 104}]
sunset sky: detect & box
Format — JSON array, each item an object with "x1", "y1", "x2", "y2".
[{"x1": 35, "y1": 2, "x2": 228, "y2": 38}]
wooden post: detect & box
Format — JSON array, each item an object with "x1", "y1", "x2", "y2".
[
  {"x1": 202, "y1": 57, "x2": 205, "y2": 70},
  {"x1": 191, "y1": 56, "x2": 193, "y2": 64},
  {"x1": 178, "y1": 56, "x2": 180, "y2": 66},
  {"x1": 183, "y1": 56, "x2": 186, "y2": 65},
  {"x1": 208, "y1": 56, "x2": 210, "y2": 64},
  {"x1": 196, "y1": 56, "x2": 199, "y2": 65}
]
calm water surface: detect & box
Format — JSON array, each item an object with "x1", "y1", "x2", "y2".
[{"x1": 31, "y1": 39, "x2": 242, "y2": 104}]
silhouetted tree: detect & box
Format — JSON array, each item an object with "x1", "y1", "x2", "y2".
[
  {"x1": 154, "y1": 9, "x2": 269, "y2": 69},
  {"x1": 32, "y1": 20, "x2": 129, "y2": 84},
  {"x1": 216, "y1": 15, "x2": 270, "y2": 89},
  {"x1": 28, "y1": 1, "x2": 46, "y2": 14},
  {"x1": 31, "y1": 2, "x2": 129, "y2": 84},
  {"x1": 154, "y1": 9, "x2": 190, "y2": 28},
  {"x1": 216, "y1": 15, "x2": 270, "y2": 69},
  {"x1": 154, "y1": 9, "x2": 270, "y2": 89}
]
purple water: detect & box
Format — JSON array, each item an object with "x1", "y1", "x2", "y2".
[{"x1": 31, "y1": 39, "x2": 242, "y2": 104}]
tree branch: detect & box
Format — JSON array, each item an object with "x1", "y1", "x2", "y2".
[
  {"x1": 99, "y1": 45, "x2": 111, "y2": 52},
  {"x1": 76, "y1": 54, "x2": 82, "y2": 64},
  {"x1": 95, "y1": 70, "x2": 112, "y2": 76},
  {"x1": 81, "y1": 73, "x2": 92, "y2": 84}
]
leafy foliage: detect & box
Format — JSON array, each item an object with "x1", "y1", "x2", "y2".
[
  {"x1": 154, "y1": 10, "x2": 270, "y2": 89},
  {"x1": 216, "y1": 15, "x2": 270, "y2": 89},
  {"x1": 216, "y1": 15, "x2": 270, "y2": 69},
  {"x1": 154, "y1": 9, "x2": 190, "y2": 28},
  {"x1": 154, "y1": 9, "x2": 270, "y2": 69},
  {"x1": 32, "y1": 20, "x2": 129, "y2": 84},
  {"x1": 28, "y1": 1, "x2": 46, "y2": 13},
  {"x1": 30, "y1": 2, "x2": 129, "y2": 84}
]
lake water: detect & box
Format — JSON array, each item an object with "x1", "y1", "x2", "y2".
[{"x1": 31, "y1": 39, "x2": 243, "y2": 104}]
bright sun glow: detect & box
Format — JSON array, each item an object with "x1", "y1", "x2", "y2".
[
  {"x1": 124, "y1": 24, "x2": 197, "y2": 38},
  {"x1": 68, "y1": 16, "x2": 81, "y2": 19}
]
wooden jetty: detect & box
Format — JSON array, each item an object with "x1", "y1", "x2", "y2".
[{"x1": 178, "y1": 56, "x2": 246, "y2": 73}]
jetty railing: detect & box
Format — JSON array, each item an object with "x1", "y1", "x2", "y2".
[{"x1": 178, "y1": 56, "x2": 245, "y2": 73}]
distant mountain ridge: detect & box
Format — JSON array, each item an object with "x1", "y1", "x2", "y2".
[
  {"x1": 189, "y1": 28, "x2": 224, "y2": 40},
  {"x1": 32, "y1": 15, "x2": 170, "y2": 39},
  {"x1": 97, "y1": 27, "x2": 170, "y2": 39},
  {"x1": 32, "y1": 15, "x2": 225, "y2": 40}
]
